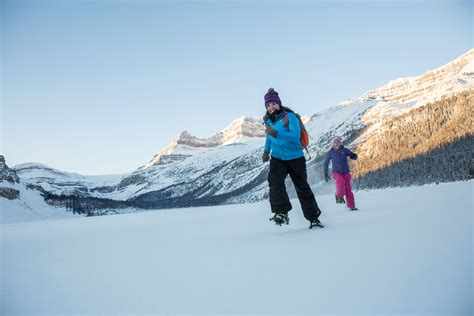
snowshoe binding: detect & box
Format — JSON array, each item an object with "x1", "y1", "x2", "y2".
[
  {"x1": 269, "y1": 212, "x2": 289, "y2": 226},
  {"x1": 335, "y1": 194, "x2": 345, "y2": 204},
  {"x1": 309, "y1": 218, "x2": 324, "y2": 229}
]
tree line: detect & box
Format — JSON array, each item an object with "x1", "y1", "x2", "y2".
[{"x1": 352, "y1": 90, "x2": 473, "y2": 179}]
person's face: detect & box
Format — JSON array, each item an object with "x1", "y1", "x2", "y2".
[
  {"x1": 266, "y1": 102, "x2": 280, "y2": 114},
  {"x1": 333, "y1": 142, "x2": 341, "y2": 150}
]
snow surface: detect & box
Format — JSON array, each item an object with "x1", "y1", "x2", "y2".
[
  {"x1": 1, "y1": 181, "x2": 472, "y2": 315},
  {"x1": 462, "y1": 59, "x2": 474, "y2": 74},
  {"x1": 0, "y1": 182, "x2": 81, "y2": 224},
  {"x1": 305, "y1": 100, "x2": 373, "y2": 151},
  {"x1": 114, "y1": 139, "x2": 266, "y2": 200}
]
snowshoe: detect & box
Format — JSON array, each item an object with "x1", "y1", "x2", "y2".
[
  {"x1": 309, "y1": 218, "x2": 324, "y2": 229},
  {"x1": 269, "y1": 212, "x2": 289, "y2": 226},
  {"x1": 349, "y1": 207, "x2": 359, "y2": 211},
  {"x1": 335, "y1": 194, "x2": 345, "y2": 204}
]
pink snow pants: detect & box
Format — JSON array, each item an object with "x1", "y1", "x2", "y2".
[{"x1": 332, "y1": 172, "x2": 355, "y2": 208}]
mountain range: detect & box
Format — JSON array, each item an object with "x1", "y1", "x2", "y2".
[{"x1": 2, "y1": 49, "x2": 473, "y2": 215}]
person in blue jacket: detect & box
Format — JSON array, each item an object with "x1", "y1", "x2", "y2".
[
  {"x1": 262, "y1": 88, "x2": 322, "y2": 227},
  {"x1": 323, "y1": 137, "x2": 359, "y2": 211}
]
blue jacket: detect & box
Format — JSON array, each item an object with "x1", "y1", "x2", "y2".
[
  {"x1": 323, "y1": 146, "x2": 358, "y2": 174},
  {"x1": 264, "y1": 111, "x2": 304, "y2": 161}
]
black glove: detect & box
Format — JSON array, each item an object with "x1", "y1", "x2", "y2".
[
  {"x1": 262, "y1": 152, "x2": 270, "y2": 163},
  {"x1": 265, "y1": 125, "x2": 278, "y2": 138},
  {"x1": 349, "y1": 153, "x2": 358, "y2": 160},
  {"x1": 324, "y1": 173, "x2": 330, "y2": 182}
]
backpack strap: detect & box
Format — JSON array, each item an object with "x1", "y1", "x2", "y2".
[
  {"x1": 281, "y1": 110, "x2": 312, "y2": 159},
  {"x1": 282, "y1": 113, "x2": 289, "y2": 129},
  {"x1": 295, "y1": 113, "x2": 305, "y2": 131},
  {"x1": 283, "y1": 112, "x2": 305, "y2": 130}
]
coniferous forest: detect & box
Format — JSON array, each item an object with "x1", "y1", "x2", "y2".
[{"x1": 352, "y1": 90, "x2": 473, "y2": 188}]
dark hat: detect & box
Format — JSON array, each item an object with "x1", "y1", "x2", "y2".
[{"x1": 264, "y1": 88, "x2": 282, "y2": 107}]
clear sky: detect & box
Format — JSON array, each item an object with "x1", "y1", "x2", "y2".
[{"x1": 1, "y1": 0, "x2": 472, "y2": 175}]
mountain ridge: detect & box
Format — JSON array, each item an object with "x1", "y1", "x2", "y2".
[{"x1": 6, "y1": 49, "x2": 474, "y2": 214}]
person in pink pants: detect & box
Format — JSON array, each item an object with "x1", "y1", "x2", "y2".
[
  {"x1": 323, "y1": 137, "x2": 358, "y2": 211},
  {"x1": 332, "y1": 172, "x2": 356, "y2": 209}
]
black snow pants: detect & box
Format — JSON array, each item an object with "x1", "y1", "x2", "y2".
[{"x1": 268, "y1": 156, "x2": 321, "y2": 221}]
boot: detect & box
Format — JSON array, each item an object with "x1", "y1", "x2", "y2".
[
  {"x1": 309, "y1": 218, "x2": 324, "y2": 229},
  {"x1": 269, "y1": 212, "x2": 289, "y2": 226},
  {"x1": 335, "y1": 194, "x2": 345, "y2": 204}
]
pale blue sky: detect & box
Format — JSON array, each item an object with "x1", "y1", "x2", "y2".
[{"x1": 1, "y1": 0, "x2": 472, "y2": 175}]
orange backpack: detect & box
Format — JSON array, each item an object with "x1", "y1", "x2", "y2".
[{"x1": 282, "y1": 111, "x2": 310, "y2": 151}]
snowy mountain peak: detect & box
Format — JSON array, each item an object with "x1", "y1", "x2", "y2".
[
  {"x1": 13, "y1": 162, "x2": 85, "y2": 180},
  {"x1": 361, "y1": 49, "x2": 474, "y2": 105},
  {"x1": 329, "y1": 49, "x2": 474, "y2": 133},
  {"x1": 172, "y1": 130, "x2": 219, "y2": 147},
  {"x1": 219, "y1": 116, "x2": 265, "y2": 145},
  {"x1": 145, "y1": 116, "x2": 265, "y2": 168},
  {"x1": 175, "y1": 130, "x2": 192, "y2": 142}
]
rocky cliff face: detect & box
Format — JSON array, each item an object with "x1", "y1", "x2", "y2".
[
  {"x1": 0, "y1": 187, "x2": 20, "y2": 200},
  {"x1": 0, "y1": 155, "x2": 21, "y2": 200},
  {"x1": 0, "y1": 155, "x2": 20, "y2": 184}
]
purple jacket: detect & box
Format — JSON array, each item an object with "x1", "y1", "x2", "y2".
[{"x1": 323, "y1": 146, "x2": 358, "y2": 175}]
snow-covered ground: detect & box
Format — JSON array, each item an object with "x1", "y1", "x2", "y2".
[
  {"x1": 1, "y1": 181, "x2": 472, "y2": 315},
  {"x1": 0, "y1": 183, "x2": 81, "y2": 224}
]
